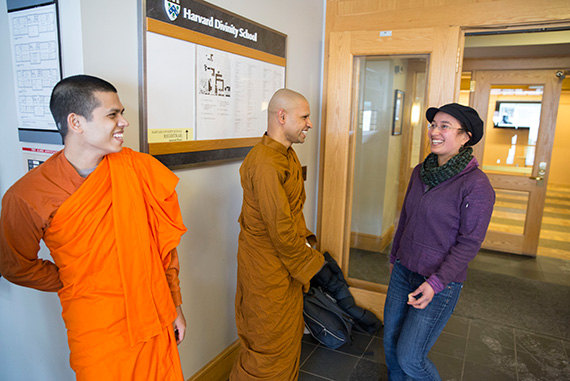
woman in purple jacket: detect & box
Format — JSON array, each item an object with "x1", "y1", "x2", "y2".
[{"x1": 383, "y1": 103, "x2": 495, "y2": 380}]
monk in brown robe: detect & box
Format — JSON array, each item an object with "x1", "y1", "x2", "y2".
[
  {"x1": 231, "y1": 89, "x2": 325, "y2": 380},
  {"x1": 0, "y1": 75, "x2": 187, "y2": 380}
]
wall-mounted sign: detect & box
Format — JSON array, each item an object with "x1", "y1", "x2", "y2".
[
  {"x1": 8, "y1": 0, "x2": 62, "y2": 145},
  {"x1": 146, "y1": 0, "x2": 286, "y2": 58},
  {"x1": 142, "y1": 0, "x2": 287, "y2": 167}
]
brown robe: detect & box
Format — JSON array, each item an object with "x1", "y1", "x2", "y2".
[{"x1": 231, "y1": 135, "x2": 324, "y2": 380}]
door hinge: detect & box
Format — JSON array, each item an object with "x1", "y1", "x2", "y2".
[{"x1": 470, "y1": 80, "x2": 476, "y2": 92}]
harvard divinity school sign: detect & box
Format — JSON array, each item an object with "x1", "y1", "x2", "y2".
[{"x1": 147, "y1": 0, "x2": 286, "y2": 58}]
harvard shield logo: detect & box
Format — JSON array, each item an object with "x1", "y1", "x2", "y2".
[{"x1": 164, "y1": 0, "x2": 180, "y2": 21}]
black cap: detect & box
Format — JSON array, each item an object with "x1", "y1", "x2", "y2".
[{"x1": 426, "y1": 103, "x2": 484, "y2": 146}]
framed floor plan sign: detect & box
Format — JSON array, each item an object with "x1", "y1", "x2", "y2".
[
  {"x1": 8, "y1": 0, "x2": 63, "y2": 145},
  {"x1": 142, "y1": 0, "x2": 286, "y2": 167}
]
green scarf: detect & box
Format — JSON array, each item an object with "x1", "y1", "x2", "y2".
[{"x1": 420, "y1": 146, "x2": 473, "y2": 189}]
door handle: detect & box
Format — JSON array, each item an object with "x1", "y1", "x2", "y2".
[{"x1": 529, "y1": 176, "x2": 543, "y2": 181}]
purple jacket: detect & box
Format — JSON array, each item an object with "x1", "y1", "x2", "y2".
[{"x1": 390, "y1": 157, "x2": 495, "y2": 293}]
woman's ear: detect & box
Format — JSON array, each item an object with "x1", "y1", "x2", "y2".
[{"x1": 463, "y1": 131, "x2": 472, "y2": 146}]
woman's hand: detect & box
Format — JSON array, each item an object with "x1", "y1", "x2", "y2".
[
  {"x1": 172, "y1": 305, "x2": 187, "y2": 345},
  {"x1": 408, "y1": 282, "x2": 435, "y2": 309}
]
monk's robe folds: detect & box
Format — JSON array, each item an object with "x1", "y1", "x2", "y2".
[
  {"x1": 42, "y1": 148, "x2": 186, "y2": 379},
  {"x1": 231, "y1": 135, "x2": 324, "y2": 380}
]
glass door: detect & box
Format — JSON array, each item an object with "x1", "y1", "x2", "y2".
[
  {"x1": 347, "y1": 56, "x2": 428, "y2": 286},
  {"x1": 471, "y1": 70, "x2": 563, "y2": 255},
  {"x1": 319, "y1": 28, "x2": 463, "y2": 315}
]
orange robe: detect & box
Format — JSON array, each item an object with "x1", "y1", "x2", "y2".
[
  {"x1": 231, "y1": 135, "x2": 324, "y2": 380},
  {"x1": 0, "y1": 148, "x2": 186, "y2": 380}
]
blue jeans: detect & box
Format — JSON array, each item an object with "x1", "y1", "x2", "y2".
[{"x1": 383, "y1": 261, "x2": 462, "y2": 381}]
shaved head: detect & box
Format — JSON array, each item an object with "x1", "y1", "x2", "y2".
[
  {"x1": 268, "y1": 89, "x2": 307, "y2": 119},
  {"x1": 266, "y1": 88, "x2": 312, "y2": 148}
]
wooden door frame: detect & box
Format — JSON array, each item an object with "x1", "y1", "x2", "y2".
[
  {"x1": 317, "y1": 27, "x2": 464, "y2": 316},
  {"x1": 464, "y1": 55, "x2": 570, "y2": 255},
  {"x1": 467, "y1": 68, "x2": 564, "y2": 255}
]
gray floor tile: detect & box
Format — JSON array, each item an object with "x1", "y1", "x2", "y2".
[
  {"x1": 334, "y1": 331, "x2": 374, "y2": 357},
  {"x1": 495, "y1": 266, "x2": 545, "y2": 281},
  {"x1": 432, "y1": 331, "x2": 467, "y2": 359},
  {"x1": 516, "y1": 350, "x2": 570, "y2": 381},
  {"x1": 361, "y1": 336, "x2": 386, "y2": 365},
  {"x1": 537, "y1": 257, "x2": 570, "y2": 286},
  {"x1": 301, "y1": 341, "x2": 318, "y2": 367},
  {"x1": 348, "y1": 359, "x2": 388, "y2": 381},
  {"x1": 468, "y1": 320, "x2": 515, "y2": 349},
  {"x1": 462, "y1": 360, "x2": 517, "y2": 381},
  {"x1": 471, "y1": 250, "x2": 515, "y2": 267},
  {"x1": 515, "y1": 330, "x2": 569, "y2": 379},
  {"x1": 464, "y1": 339, "x2": 517, "y2": 372},
  {"x1": 430, "y1": 351, "x2": 463, "y2": 381},
  {"x1": 298, "y1": 370, "x2": 332, "y2": 380},
  {"x1": 515, "y1": 330, "x2": 566, "y2": 358},
  {"x1": 301, "y1": 346, "x2": 359, "y2": 381},
  {"x1": 373, "y1": 326, "x2": 383, "y2": 339},
  {"x1": 443, "y1": 315, "x2": 470, "y2": 337},
  {"x1": 560, "y1": 326, "x2": 570, "y2": 342}
]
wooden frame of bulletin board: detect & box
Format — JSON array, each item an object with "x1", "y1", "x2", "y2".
[{"x1": 140, "y1": 0, "x2": 287, "y2": 168}]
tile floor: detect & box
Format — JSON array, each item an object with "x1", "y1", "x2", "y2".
[
  {"x1": 300, "y1": 251, "x2": 570, "y2": 380},
  {"x1": 301, "y1": 184, "x2": 570, "y2": 379}
]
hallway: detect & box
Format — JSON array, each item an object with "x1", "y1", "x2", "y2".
[
  {"x1": 491, "y1": 183, "x2": 570, "y2": 261},
  {"x1": 299, "y1": 251, "x2": 570, "y2": 380},
  {"x1": 539, "y1": 184, "x2": 570, "y2": 260}
]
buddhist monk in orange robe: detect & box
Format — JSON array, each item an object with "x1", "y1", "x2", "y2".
[
  {"x1": 0, "y1": 75, "x2": 187, "y2": 380},
  {"x1": 230, "y1": 89, "x2": 325, "y2": 380}
]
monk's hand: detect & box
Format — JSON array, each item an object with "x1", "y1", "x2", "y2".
[
  {"x1": 173, "y1": 305, "x2": 187, "y2": 345},
  {"x1": 407, "y1": 282, "x2": 434, "y2": 310}
]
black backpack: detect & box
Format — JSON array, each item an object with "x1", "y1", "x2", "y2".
[
  {"x1": 303, "y1": 286, "x2": 356, "y2": 349},
  {"x1": 310, "y1": 252, "x2": 382, "y2": 335}
]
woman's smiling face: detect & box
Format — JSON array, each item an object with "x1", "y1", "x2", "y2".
[{"x1": 428, "y1": 111, "x2": 471, "y2": 166}]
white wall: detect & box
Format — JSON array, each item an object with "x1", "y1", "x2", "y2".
[
  {"x1": 0, "y1": 1, "x2": 76, "y2": 380},
  {"x1": 0, "y1": 0, "x2": 325, "y2": 379}
]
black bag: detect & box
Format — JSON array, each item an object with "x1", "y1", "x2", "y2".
[
  {"x1": 311, "y1": 252, "x2": 382, "y2": 334},
  {"x1": 303, "y1": 286, "x2": 356, "y2": 349}
]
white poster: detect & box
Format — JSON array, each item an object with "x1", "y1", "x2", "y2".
[
  {"x1": 9, "y1": 3, "x2": 61, "y2": 131},
  {"x1": 146, "y1": 32, "x2": 285, "y2": 143},
  {"x1": 146, "y1": 32, "x2": 196, "y2": 143},
  {"x1": 196, "y1": 45, "x2": 285, "y2": 140}
]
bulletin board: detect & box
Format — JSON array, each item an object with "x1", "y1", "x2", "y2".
[
  {"x1": 142, "y1": 0, "x2": 287, "y2": 167},
  {"x1": 7, "y1": 0, "x2": 63, "y2": 145}
]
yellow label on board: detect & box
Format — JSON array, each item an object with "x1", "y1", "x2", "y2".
[{"x1": 148, "y1": 128, "x2": 194, "y2": 143}]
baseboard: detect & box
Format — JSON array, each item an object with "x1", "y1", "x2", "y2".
[
  {"x1": 350, "y1": 225, "x2": 394, "y2": 253},
  {"x1": 187, "y1": 339, "x2": 240, "y2": 381},
  {"x1": 350, "y1": 286, "x2": 386, "y2": 322}
]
